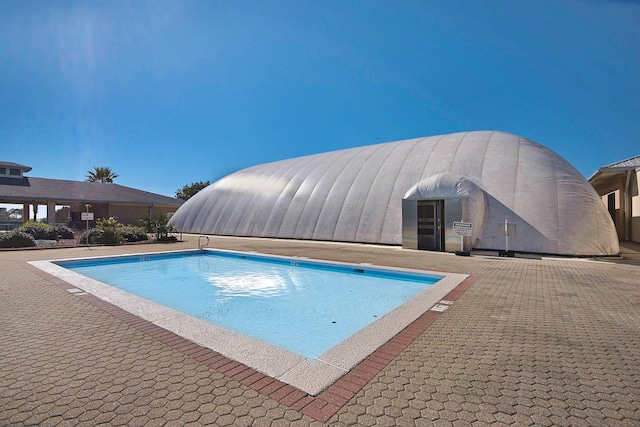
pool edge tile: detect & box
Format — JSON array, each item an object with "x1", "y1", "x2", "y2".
[
  {"x1": 25, "y1": 258, "x2": 479, "y2": 423},
  {"x1": 278, "y1": 359, "x2": 348, "y2": 396}
]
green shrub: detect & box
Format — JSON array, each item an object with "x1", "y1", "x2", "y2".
[
  {"x1": 18, "y1": 222, "x2": 57, "y2": 240},
  {"x1": 52, "y1": 225, "x2": 74, "y2": 239},
  {"x1": 80, "y1": 228, "x2": 104, "y2": 244},
  {"x1": 81, "y1": 219, "x2": 151, "y2": 245},
  {"x1": 0, "y1": 231, "x2": 37, "y2": 248},
  {"x1": 101, "y1": 228, "x2": 123, "y2": 245},
  {"x1": 23, "y1": 220, "x2": 49, "y2": 228},
  {"x1": 120, "y1": 226, "x2": 148, "y2": 243},
  {"x1": 142, "y1": 213, "x2": 177, "y2": 242},
  {"x1": 141, "y1": 215, "x2": 154, "y2": 234},
  {"x1": 96, "y1": 217, "x2": 123, "y2": 245},
  {"x1": 19, "y1": 222, "x2": 74, "y2": 240}
]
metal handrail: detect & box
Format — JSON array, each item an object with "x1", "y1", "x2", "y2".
[{"x1": 199, "y1": 235, "x2": 210, "y2": 250}]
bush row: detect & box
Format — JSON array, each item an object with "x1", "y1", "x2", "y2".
[
  {"x1": 1, "y1": 215, "x2": 172, "y2": 248},
  {"x1": 0, "y1": 231, "x2": 37, "y2": 248},
  {"x1": 19, "y1": 222, "x2": 75, "y2": 240},
  {"x1": 0, "y1": 222, "x2": 77, "y2": 248},
  {"x1": 80, "y1": 218, "x2": 149, "y2": 245}
]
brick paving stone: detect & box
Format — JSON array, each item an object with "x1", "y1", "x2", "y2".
[{"x1": 2, "y1": 236, "x2": 640, "y2": 426}]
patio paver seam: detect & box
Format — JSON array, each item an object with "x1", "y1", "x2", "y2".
[{"x1": 17, "y1": 260, "x2": 476, "y2": 422}]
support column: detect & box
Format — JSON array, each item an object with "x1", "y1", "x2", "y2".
[
  {"x1": 623, "y1": 171, "x2": 631, "y2": 241},
  {"x1": 23, "y1": 203, "x2": 30, "y2": 223},
  {"x1": 47, "y1": 202, "x2": 56, "y2": 225}
]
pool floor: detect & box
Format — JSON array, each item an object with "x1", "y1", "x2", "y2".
[{"x1": 56, "y1": 250, "x2": 442, "y2": 359}]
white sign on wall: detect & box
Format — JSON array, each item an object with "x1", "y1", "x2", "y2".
[
  {"x1": 81, "y1": 212, "x2": 94, "y2": 220},
  {"x1": 453, "y1": 221, "x2": 473, "y2": 236}
]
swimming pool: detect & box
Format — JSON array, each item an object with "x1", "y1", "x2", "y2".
[
  {"x1": 56, "y1": 250, "x2": 442, "y2": 359},
  {"x1": 32, "y1": 249, "x2": 468, "y2": 394}
]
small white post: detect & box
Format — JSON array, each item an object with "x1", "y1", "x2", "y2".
[
  {"x1": 85, "y1": 204, "x2": 91, "y2": 246},
  {"x1": 504, "y1": 219, "x2": 509, "y2": 252},
  {"x1": 460, "y1": 219, "x2": 465, "y2": 253}
]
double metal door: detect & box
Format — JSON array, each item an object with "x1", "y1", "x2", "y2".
[{"x1": 417, "y1": 200, "x2": 443, "y2": 251}]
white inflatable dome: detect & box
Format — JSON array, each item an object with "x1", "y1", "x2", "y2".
[{"x1": 171, "y1": 131, "x2": 619, "y2": 256}]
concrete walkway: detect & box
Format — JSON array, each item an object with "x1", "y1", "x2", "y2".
[
  {"x1": 1, "y1": 235, "x2": 639, "y2": 426},
  {"x1": 619, "y1": 241, "x2": 640, "y2": 263}
]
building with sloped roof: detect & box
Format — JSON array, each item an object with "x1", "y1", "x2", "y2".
[
  {"x1": 170, "y1": 131, "x2": 619, "y2": 256},
  {"x1": 589, "y1": 155, "x2": 640, "y2": 243},
  {"x1": 0, "y1": 161, "x2": 183, "y2": 227}
]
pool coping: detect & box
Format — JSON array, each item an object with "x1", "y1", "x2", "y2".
[{"x1": 28, "y1": 249, "x2": 475, "y2": 421}]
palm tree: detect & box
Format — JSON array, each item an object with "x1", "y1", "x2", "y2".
[{"x1": 86, "y1": 167, "x2": 119, "y2": 183}]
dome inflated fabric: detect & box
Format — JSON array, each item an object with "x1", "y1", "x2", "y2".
[{"x1": 170, "y1": 131, "x2": 619, "y2": 256}]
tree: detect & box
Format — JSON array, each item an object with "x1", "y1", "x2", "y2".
[
  {"x1": 142, "y1": 213, "x2": 177, "y2": 242},
  {"x1": 86, "y1": 167, "x2": 119, "y2": 183},
  {"x1": 8, "y1": 208, "x2": 23, "y2": 220},
  {"x1": 175, "y1": 181, "x2": 210, "y2": 200}
]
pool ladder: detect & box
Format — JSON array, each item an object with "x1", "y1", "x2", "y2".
[{"x1": 199, "y1": 235, "x2": 209, "y2": 250}]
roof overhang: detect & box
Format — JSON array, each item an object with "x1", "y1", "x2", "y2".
[
  {"x1": 0, "y1": 196, "x2": 181, "y2": 208},
  {"x1": 0, "y1": 161, "x2": 32, "y2": 172},
  {"x1": 0, "y1": 176, "x2": 184, "y2": 208},
  {"x1": 588, "y1": 167, "x2": 639, "y2": 191}
]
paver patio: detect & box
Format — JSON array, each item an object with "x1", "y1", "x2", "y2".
[{"x1": 1, "y1": 235, "x2": 639, "y2": 426}]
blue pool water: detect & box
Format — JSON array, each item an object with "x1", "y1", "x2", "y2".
[{"x1": 58, "y1": 250, "x2": 442, "y2": 358}]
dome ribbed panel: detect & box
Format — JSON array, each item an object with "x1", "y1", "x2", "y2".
[
  {"x1": 476, "y1": 132, "x2": 520, "y2": 250},
  {"x1": 332, "y1": 143, "x2": 393, "y2": 242},
  {"x1": 420, "y1": 133, "x2": 465, "y2": 179},
  {"x1": 355, "y1": 139, "x2": 420, "y2": 243},
  {"x1": 190, "y1": 181, "x2": 226, "y2": 233},
  {"x1": 246, "y1": 155, "x2": 319, "y2": 237},
  {"x1": 449, "y1": 132, "x2": 491, "y2": 178},
  {"x1": 377, "y1": 138, "x2": 427, "y2": 243},
  {"x1": 216, "y1": 164, "x2": 280, "y2": 235},
  {"x1": 259, "y1": 155, "x2": 320, "y2": 237},
  {"x1": 295, "y1": 147, "x2": 362, "y2": 239},
  {"x1": 231, "y1": 159, "x2": 300, "y2": 236},
  {"x1": 169, "y1": 130, "x2": 619, "y2": 255},
  {"x1": 512, "y1": 138, "x2": 560, "y2": 253},
  {"x1": 208, "y1": 170, "x2": 256, "y2": 234},
  {"x1": 311, "y1": 145, "x2": 377, "y2": 241},
  {"x1": 276, "y1": 150, "x2": 345, "y2": 239},
  {"x1": 552, "y1": 153, "x2": 618, "y2": 255}
]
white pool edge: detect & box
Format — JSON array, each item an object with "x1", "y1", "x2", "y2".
[{"x1": 30, "y1": 250, "x2": 468, "y2": 395}]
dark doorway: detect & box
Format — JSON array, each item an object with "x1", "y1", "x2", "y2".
[
  {"x1": 417, "y1": 200, "x2": 443, "y2": 251},
  {"x1": 607, "y1": 192, "x2": 616, "y2": 225}
]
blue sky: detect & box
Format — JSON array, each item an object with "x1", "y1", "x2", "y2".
[{"x1": 1, "y1": 0, "x2": 639, "y2": 198}]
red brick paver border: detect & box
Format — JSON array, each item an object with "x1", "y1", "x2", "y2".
[{"x1": 25, "y1": 262, "x2": 476, "y2": 422}]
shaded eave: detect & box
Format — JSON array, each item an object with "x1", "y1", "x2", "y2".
[
  {"x1": 0, "y1": 161, "x2": 32, "y2": 172},
  {"x1": 589, "y1": 168, "x2": 639, "y2": 188},
  {"x1": 0, "y1": 176, "x2": 183, "y2": 208},
  {"x1": 588, "y1": 155, "x2": 640, "y2": 188}
]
